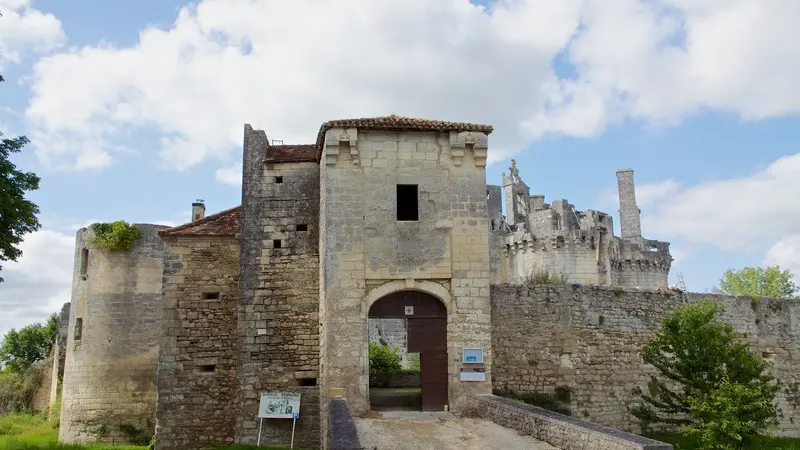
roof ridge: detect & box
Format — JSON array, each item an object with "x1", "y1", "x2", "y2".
[{"x1": 158, "y1": 205, "x2": 241, "y2": 236}]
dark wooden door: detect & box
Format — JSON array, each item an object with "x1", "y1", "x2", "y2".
[{"x1": 408, "y1": 317, "x2": 448, "y2": 411}]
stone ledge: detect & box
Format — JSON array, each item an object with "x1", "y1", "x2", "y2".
[
  {"x1": 328, "y1": 398, "x2": 361, "y2": 450},
  {"x1": 467, "y1": 394, "x2": 672, "y2": 450}
]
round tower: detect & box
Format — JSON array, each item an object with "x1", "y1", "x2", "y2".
[{"x1": 59, "y1": 224, "x2": 167, "y2": 444}]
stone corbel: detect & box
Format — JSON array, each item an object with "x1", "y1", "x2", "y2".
[
  {"x1": 449, "y1": 131, "x2": 489, "y2": 167},
  {"x1": 324, "y1": 127, "x2": 358, "y2": 166}
]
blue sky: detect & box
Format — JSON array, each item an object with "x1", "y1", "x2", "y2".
[{"x1": 1, "y1": 0, "x2": 799, "y2": 334}]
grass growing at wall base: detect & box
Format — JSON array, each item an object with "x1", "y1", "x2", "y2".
[{"x1": 0, "y1": 414, "x2": 291, "y2": 450}]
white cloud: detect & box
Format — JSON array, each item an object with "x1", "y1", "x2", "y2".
[
  {"x1": 0, "y1": 228, "x2": 74, "y2": 337},
  {"x1": 764, "y1": 235, "x2": 800, "y2": 279},
  {"x1": 0, "y1": 0, "x2": 64, "y2": 64},
  {"x1": 215, "y1": 163, "x2": 242, "y2": 186},
  {"x1": 22, "y1": 0, "x2": 800, "y2": 176},
  {"x1": 640, "y1": 153, "x2": 800, "y2": 253}
]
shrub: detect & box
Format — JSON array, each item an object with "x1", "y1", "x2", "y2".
[
  {"x1": 493, "y1": 387, "x2": 571, "y2": 416},
  {"x1": 0, "y1": 363, "x2": 46, "y2": 414},
  {"x1": 88, "y1": 221, "x2": 141, "y2": 252},
  {"x1": 368, "y1": 343, "x2": 402, "y2": 378},
  {"x1": 631, "y1": 299, "x2": 779, "y2": 444}
]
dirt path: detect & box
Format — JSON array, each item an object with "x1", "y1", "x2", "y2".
[{"x1": 354, "y1": 410, "x2": 560, "y2": 450}]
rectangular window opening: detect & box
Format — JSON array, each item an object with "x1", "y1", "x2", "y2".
[
  {"x1": 299, "y1": 377, "x2": 317, "y2": 387},
  {"x1": 198, "y1": 364, "x2": 216, "y2": 373},
  {"x1": 397, "y1": 184, "x2": 419, "y2": 221},
  {"x1": 275, "y1": 176, "x2": 283, "y2": 184},
  {"x1": 273, "y1": 239, "x2": 282, "y2": 249},
  {"x1": 74, "y1": 318, "x2": 83, "y2": 341},
  {"x1": 296, "y1": 224, "x2": 308, "y2": 232},
  {"x1": 202, "y1": 292, "x2": 220, "y2": 300},
  {"x1": 79, "y1": 248, "x2": 89, "y2": 279}
]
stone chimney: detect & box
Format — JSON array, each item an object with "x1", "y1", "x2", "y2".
[
  {"x1": 616, "y1": 169, "x2": 641, "y2": 239},
  {"x1": 192, "y1": 200, "x2": 206, "y2": 222}
]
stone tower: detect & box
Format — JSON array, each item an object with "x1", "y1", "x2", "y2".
[
  {"x1": 59, "y1": 224, "x2": 167, "y2": 444},
  {"x1": 616, "y1": 169, "x2": 642, "y2": 241}
]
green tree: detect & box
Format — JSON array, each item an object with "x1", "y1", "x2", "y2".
[
  {"x1": 0, "y1": 75, "x2": 42, "y2": 282},
  {"x1": 631, "y1": 299, "x2": 780, "y2": 447},
  {"x1": 713, "y1": 265, "x2": 797, "y2": 298},
  {"x1": 0, "y1": 314, "x2": 58, "y2": 373}
]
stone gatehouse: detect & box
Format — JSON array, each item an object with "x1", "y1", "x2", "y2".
[{"x1": 55, "y1": 115, "x2": 800, "y2": 449}]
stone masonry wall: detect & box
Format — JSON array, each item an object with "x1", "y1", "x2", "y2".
[
  {"x1": 491, "y1": 284, "x2": 800, "y2": 437},
  {"x1": 320, "y1": 128, "x2": 493, "y2": 416},
  {"x1": 60, "y1": 225, "x2": 166, "y2": 444},
  {"x1": 155, "y1": 236, "x2": 239, "y2": 450},
  {"x1": 238, "y1": 125, "x2": 321, "y2": 449}
]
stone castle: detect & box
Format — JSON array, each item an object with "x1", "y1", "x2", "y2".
[{"x1": 51, "y1": 116, "x2": 798, "y2": 449}]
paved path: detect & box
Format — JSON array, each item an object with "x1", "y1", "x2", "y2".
[{"x1": 354, "y1": 410, "x2": 559, "y2": 450}]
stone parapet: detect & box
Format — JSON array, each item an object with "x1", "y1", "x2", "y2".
[{"x1": 466, "y1": 394, "x2": 672, "y2": 450}]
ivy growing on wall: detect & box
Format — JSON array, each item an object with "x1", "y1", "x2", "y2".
[{"x1": 88, "y1": 221, "x2": 141, "y2": 252}]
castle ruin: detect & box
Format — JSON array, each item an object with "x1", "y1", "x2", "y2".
[{"x1": 53, "y1": 116, "x2": 799, "y2": 449}]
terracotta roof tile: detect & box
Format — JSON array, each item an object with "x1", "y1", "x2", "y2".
[
  {"x1": 159, "y1": 206, "x2": 241, "y2": 237},
  {"x1": 321, "y1": 115, "x2": 494, "y2": 134},
  {"x1": 266, "y1": 144, "x2": 317, "y2": 163}
]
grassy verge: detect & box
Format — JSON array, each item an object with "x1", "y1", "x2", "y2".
[
  {"x1": 648, "y1": 433, "x2": 800, "y2": 449},
  {"x1": 0, "y1": 414, "x2": 289, "y2": 450}
]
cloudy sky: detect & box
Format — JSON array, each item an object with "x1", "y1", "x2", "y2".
[{"x1": 1, "y1": 0, "x2": 799, "y2": 336}]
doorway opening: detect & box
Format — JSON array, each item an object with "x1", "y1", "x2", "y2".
[{"x1": 367, "y1": 290, "x2": 447, "y2": 411}]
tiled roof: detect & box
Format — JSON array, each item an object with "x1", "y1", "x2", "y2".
[
  {"x1": 320, "y1": 115, "x2": 494, "y2": 134},
  {"x1": 266, "y1": 144, "x2": 318, "y2": 163},
  {"x1": 311, "y1": 115, "x2": 493, "y2": 161},
  {"x1": 159, "y1": 206, "x2": 241, "y2": 237}
]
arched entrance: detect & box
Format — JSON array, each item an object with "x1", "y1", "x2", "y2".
[{"x1": 367, "y1": 290, "x2": 448, "y2": 411}]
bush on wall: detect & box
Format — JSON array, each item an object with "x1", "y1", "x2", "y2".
[{"x1": 88, "y1": 221, "x2": 141, "y2": 252}]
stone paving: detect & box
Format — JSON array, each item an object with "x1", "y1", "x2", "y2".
[{"x1": 354, "y1": 410, "x2": 559, "y2": 450}]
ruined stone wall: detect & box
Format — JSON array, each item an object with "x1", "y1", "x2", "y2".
[
  {"x1": 238, "y1": 125, "x2": 321, "y2": 449},
  {"x1": 60, "y1": 225, "x2": 166, "y2": 444},
  {"x1": 48, "y1": 302, "x2": 70, "y2": 420},
  {"x1": 491, "y1": 284, "x2": 800, "y2": 437},
  {"x1": 320, "y1": 128, "x2": 493, "y2": 416},
  {"x1": 368, "y1": 319, "x2": 410, "y2": 368},
  {"x1": 155, "y1": 236, "x2": 239, "y2": 450}
]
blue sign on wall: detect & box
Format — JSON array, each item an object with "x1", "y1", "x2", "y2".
[{"x1": 462, "y1": 348, "x2": 484, "y2": 364}]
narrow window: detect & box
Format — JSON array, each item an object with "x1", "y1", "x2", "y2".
[
  {"x1": 202, "y1": 292, "x2": 220, "y2": 300},
  {"x1": 296, "y1": 224, "x2": 308, "y2": 232},
  {"x1": 79, "y1": 248, "x2": 89, "y2": 279},
  {"x1": 397, "y1": 184, "x2": 419, "y2": 221},
  {"x1": 299, "y1": 378, "x2": 317, "y2": 387},
  {"x1": 273, "y1": 239, "x2": 282, "y2": 249},
  {"x1": 275, "y1": 176, "x2": 283, "y2": 184},
  {"x1": 74, "y1": 318, "x2": 83, "y2": 341},
  {"x1": 198, "y1": 364, "x2": 216, "y2": 373}
]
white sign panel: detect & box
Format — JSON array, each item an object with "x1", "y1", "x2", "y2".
[
  {"x1": 258, "y1": 392, "x2": 301, "y2": 419},
  {"x1": 460, "y1": 371, "x2": 486, "y2": 382}
]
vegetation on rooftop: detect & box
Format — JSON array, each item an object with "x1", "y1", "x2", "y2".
[{"x1": 88, "y1": 222, "x2": 141, "y2": 252}]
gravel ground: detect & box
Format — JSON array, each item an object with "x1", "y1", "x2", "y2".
[{"x1": 354, "y1": 410, "x2": 560, "y2": 450}]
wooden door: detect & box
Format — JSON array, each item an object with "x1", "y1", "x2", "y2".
[{"x1": 408, "y1": 317, "x2": 448, "y2": 411}]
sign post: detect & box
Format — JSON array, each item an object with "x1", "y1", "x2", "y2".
[{"x1": 257, "y1": 392, "x2": 302, "y2": 448}]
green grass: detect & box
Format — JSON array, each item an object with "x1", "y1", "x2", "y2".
[
  {"x1": 0, "y1": 414, "x2": 288, "y2": 450},
  {"x1": 649, "y1": 433, "x2": 800, "y2": 449}
]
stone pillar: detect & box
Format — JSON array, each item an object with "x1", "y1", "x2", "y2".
[{"x1": 616, "y1": 169, "x2": 642, "y2": 240}]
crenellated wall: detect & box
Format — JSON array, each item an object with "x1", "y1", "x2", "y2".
[{"x1": 491, "y1": 284, "x2": 800, "y2": 437}]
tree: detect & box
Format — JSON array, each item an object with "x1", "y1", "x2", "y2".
[
  {"x1": 0, "y1": 314, "x2": 58, "y2": 373},
  {"x1": 631, "y1": 300, "x2": 780, "y2": 448},
  {"x1": 0, "y1": 75, "x2": 42, "y2": 282},
  {"x1": 713, "y1": 265, "x2": 797, "y2": 299}
]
